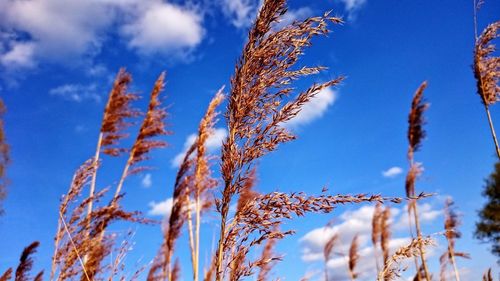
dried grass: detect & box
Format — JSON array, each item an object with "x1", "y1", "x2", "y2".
[
  {"x1": 439, "y1": 198, "x2": 469, "y2": 281},
  {"x1": 473, "y1": 0, "x2": 500, "y2": 157},
  {"x1": 378, "y1": 237, "x2": 435, "y2": 281}
]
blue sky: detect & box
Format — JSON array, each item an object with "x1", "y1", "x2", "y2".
[{"x1": 0, "y1": 0, "x2": 499, "y2": 280}]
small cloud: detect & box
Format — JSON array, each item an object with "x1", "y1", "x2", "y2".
[
  {"x1": 74, "y1": 125, "x2": 87, "y2": 133},
  {"x1": 283, "y1": 87, "x2": 338, "y2": 128},
  {"x1": 121, "y1": 2, "x2": 204, "y2": 57},
  {"x1": 86, "y1": 63, "x2": 108, "y2": 77},
  {"x1": 171, "y1": 128, "x2": 227, "y2": 167},
  {"x1": 338, "y1": 0, "x2": 367, "y2": 21},
  {"x1": 49, "y1": 83, "x2": 101, "y2": 102},
  {"x1": 141, "y1": 173, "x2": 152, "y2": 188},
  {"x1": 382, "y1": 166, "x2": 403, "y2": 178},
  {"x1": 148, "y1": 197, "x2": 173, "y2": 218},
  {"x1": 221, "y1": 0, "x2": 259, "y2": 29},
  {"x1": 0, "y1": 41, "x2": 36, "y2": 70}
]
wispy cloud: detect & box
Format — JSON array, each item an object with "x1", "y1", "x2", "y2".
[
  {"x1": 338, "y1": 0, "x2": 367, "y2": 21},
  {"x1": 171, "y1": 127, "x2": 227, "y2": 167},
  {"x1": 141, "y1": 173, "x2": 152, "y2": 188},
  {"x1": 382, "y1": 166, "x2": 403, "y2": 178},
  {"x1": 282, "y1": 87, "x2": 338, "y2": 128},
  {"x1": 221, "y1": 0, "x2": 259, "y2": 28},
  {"x1": 49, "y1": 83, "x2": 101, "y2": 103}
]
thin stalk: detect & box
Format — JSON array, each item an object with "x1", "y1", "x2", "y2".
[
  {"x1": 59, "y1": 211, "x2": 91, "y2": 281},
  {"x1": 50, "y1": 172, "x2": 77, "y2": 281},
  {"x1": 195, "y1": 192, "x2": 201, "y2": 281},
  {"x1": 412, "y1": 203, "x2": 431, "y2": 281},
  {"x1": 373, "y1": 247, "x2": 380, "y2": 274},
  {"x1": 484, "y1": 105, "x2": 500, "y2": 158},
  {"x1": 447, "y1": 243, "x2": 461, "y2": 281},
  {"x1": 407, "y1": 204, "x2": 422, "y2": 280},
  {"x1": 324, "y1": 260, "x2": 329, "y2": 281},
  {"x1": 186, "y1": 194, "x2": 197, "y2": 281},
  {"x1": 215, "y1": 126, "x2": 236, "y2": 281},
  {"x1": 114, "y1": 151, "x2": 133, "y2": 201},
  {"x1": 87, "y1": 132, "x2": 104, "y2": 218},
  {"x1": 50, "y1": 219, "x2": 62, "y2": 281}
]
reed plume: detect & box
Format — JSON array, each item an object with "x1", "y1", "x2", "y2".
[
  {"x1": 380, "y1": 206, "x2": 391, "y2": 271},
  {"x1": 147, "y1": 89, "x2": 224, "y2": 281},
  {"x1": 323, "y1": 233, "x2": 339, "y2": 281},
  {"x1": 33, "y1": 272, "x2": 43, "y2": 281},
  {"x1": 482, "y1": 268, "x2": 493, "y2": 281},
  {"x1": 256, "y1": 228, "x2": 279, "y2": 281},
  {"x1": 371, "y1": 202, "x2": 383, "y2": 271},
  {"x1": 378, "y1": 237, "x2": 434, "y2": 281},
  {"x1": 191, "y1": 89, "x2": 225, "y2": 281},
  {"x1": 86, "y1": 68, "x2": 137, "y2": 225},
  {"x1": 113, "y1": 72, "x2": 170, "y2": 201},
  {"x1": 439, "y1": 198, "x2": 469, "y2": 281},
  {"x1": 15, "y1": 241, "x2": 41, "y2": 281},
  {"x1": 215, "y1": 0, "x2": 343, "y2": 278},
  {"x1": 220, "y1": 191, "x2": 403, "y2": 280},
  {"x1": 51, "y1": 157, "x2": 149, "y2": 281},
  {"x1": 348, "y1": 234, "x2": 359, "y2": 280},
  {"x1": 0, "y1": 269, "x2": 12, "y2": 281},
  {"x1": 473, "y1": 1, "x2": 500, "y2": 157},
  {"x1": 0, "y1": 98, "x2": 9, "y2": 215},
  {"x1": 405, "y1": 81, "x2": 431, "y2": 281}
]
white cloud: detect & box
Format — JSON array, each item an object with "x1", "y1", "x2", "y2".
[
  {"x1": 1, "y1": 0, "x2": 112, "y2": 65},
  {"x1": 49, "y1": 83, "x2": 101, "y2": 102},
  {"x1": 0, "y1": 41, "x2": 36, "y2": 69},
  {"x1": 221, "y1": 0, "x2": 258, "y2": 28},
  {"x1": 0, "y1": 0, "x2": 206, "y2": 71},
  {"x1": 382, "y1": 166, "x2": 403, "y2": 178},
  {"x1": 141, "y1": 173, "x2": 152, "y2": 188},
  {"x1": 283, "y1": 87, "x2": 338, "y2": 128},
  {"x1": 171, "y1": 127, "x2": 227, "y2": 167},
  {"x1": 121, "y1": 1, "x2": 204, "y2": 56},
  {"x1": 338, "y1": 0, "x2": 367, "y2": 21},
  {"x1": 148, "y1": 197, "x2": 173, "y2": 217},
  {"x1": 300, "y1": 203, "x2": 441, "y2": 281}
]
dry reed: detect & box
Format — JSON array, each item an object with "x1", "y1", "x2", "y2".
[
  {"x1": 439, "y1": 198, "x2": 469, "y2": 281},
  {"x1": 0, "y1": 269, "x2": 12, "y2": 281},
  {"x1": 348, "y1": 234, "x2": 359, "y2": 280},
  {"x1": 380, "y1": 206, "x2": 391, "y2": 272},
  {"x1": 15, "y1": 241, "x2": 42, "y2": 281},
  {"x1": 215, "y1": 0, "x2": 343, "y2": 278},
  {"x1": 323, "y1": 232, "x2": 339, "y2": 281},
  {"x1": 482, "y1": 268, "x2": 493, "y2": 281},
  {"x1": 405, "y1": 81, "x2": 431, "y2": 281},
  {"x1": 86, "y1": 68, "x2": 137, "y2": 230},
  {"x1": 147, "y1": 89, "x2": 224, "y2": 281},
  {"x1": 473, "y1": 0, "x2": 500, "y2": 157},
  {"x1": 371, "y1": 202, "x2": 383, "y2": 271},
  {"x1": 378, "y1": 237, "x2": 434, "y2": 281}
]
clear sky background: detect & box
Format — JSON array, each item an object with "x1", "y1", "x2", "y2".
[{"x1": 0, "y1": 0, "x2": 499, "y2": 280}]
